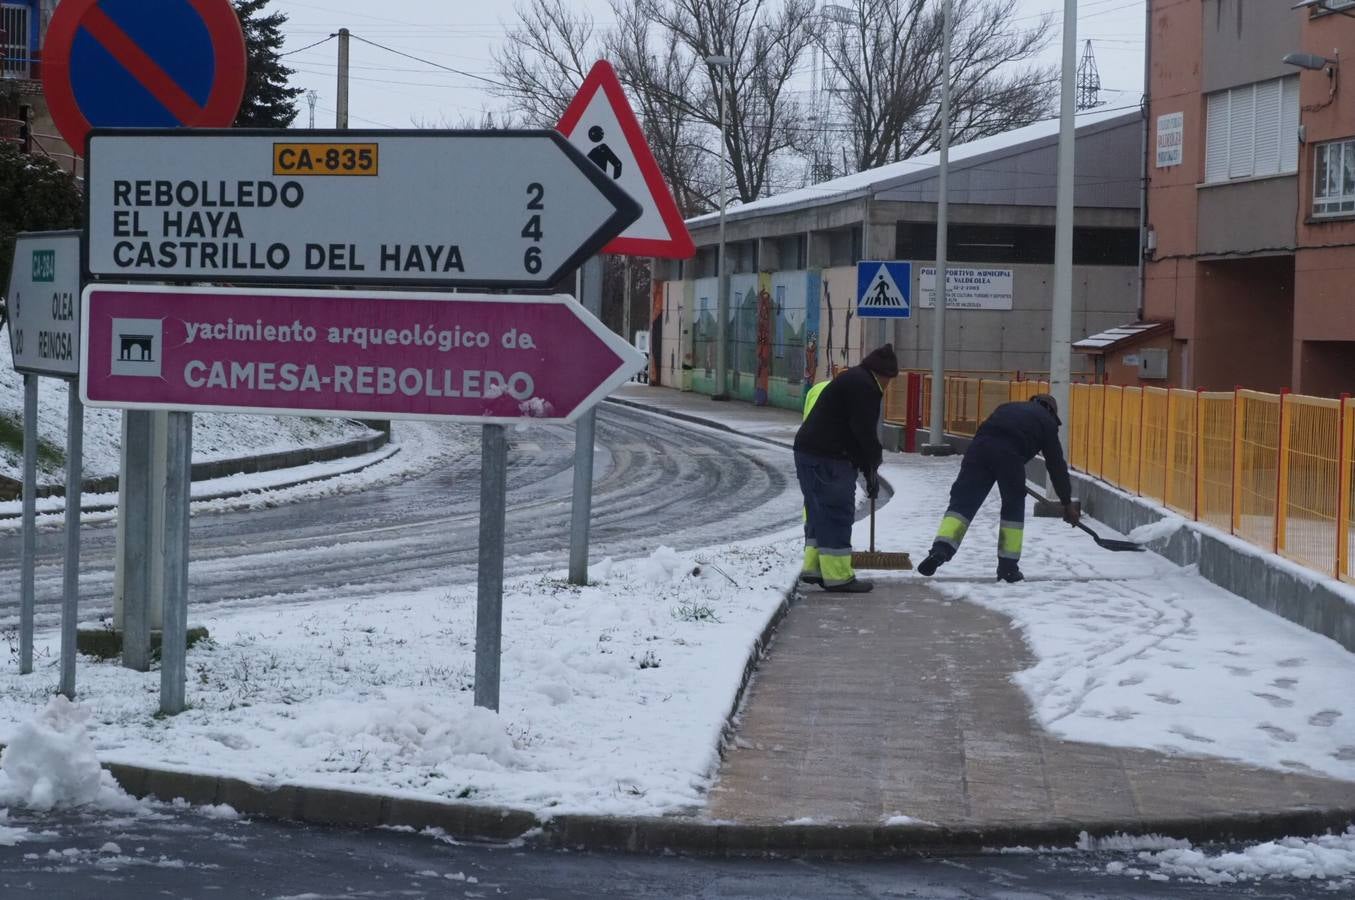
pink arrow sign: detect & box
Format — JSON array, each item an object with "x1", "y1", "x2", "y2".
[{"x1": 80, "y1": 285, "x2": 645, "y2": 424}]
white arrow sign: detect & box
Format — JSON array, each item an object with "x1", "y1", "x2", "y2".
[{"x1": 84, "y1": 129, "x2": 642, "y2": 288}]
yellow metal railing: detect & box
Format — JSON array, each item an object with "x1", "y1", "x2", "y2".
[
  {"x1": 1196, "y1": 391, "x2": 1235, "y2": 533},
  {"x1": 913, "y1": 374, "x2": 1355, "y2": 585},
  {"x1": 1278, "y1": 394, "x2": 1341, "y2": 575}
]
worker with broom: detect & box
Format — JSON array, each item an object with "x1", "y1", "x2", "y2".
[
  {"x1": 916, "y1": 393, "x2": 1079, "y2": 583},
  {"x1": 794, "y1": 344, "x2": 899, "y2": 593}
]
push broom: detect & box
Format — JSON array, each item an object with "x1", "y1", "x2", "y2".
[{"x1": 851, "y1": 497, "x2": 913, "y2": 570}]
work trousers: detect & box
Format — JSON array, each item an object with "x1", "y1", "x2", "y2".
[
  {"x1": 794, "y1": 451, "x2": 857, "y2": 586},
  {"x1": 932, "y1": 437, "x2": 1026, "y2": 562}
]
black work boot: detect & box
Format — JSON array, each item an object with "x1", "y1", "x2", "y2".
[
  {"x1": 916, "y1": 543, "x2": 953, "y2": 577},
  {"x1": 825, "y1": 577, "x2": 874, "y2": 593},
  {"x1": 996, "y1": 559, "x2": 1024, "y2": 583}
]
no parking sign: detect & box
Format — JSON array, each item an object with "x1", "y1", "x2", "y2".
[{"x1": 41, "y1": 0, "x2": 247, "y2": 153}]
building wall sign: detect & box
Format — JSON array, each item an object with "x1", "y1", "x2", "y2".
[
  {"x1": 1156, "y1": 112, "x2": 1184, "y2": 168},
  {"x1": 918, "y1": 267, "x2": 1014, "y2": 311}
]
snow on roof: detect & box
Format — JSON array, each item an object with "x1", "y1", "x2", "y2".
[
  {"x1": 1073, "y1": 321, "x2": 1172, "y2": 354},
  {"x1": 687, "y1": 105, "x2": 1140, "y2": 228}
]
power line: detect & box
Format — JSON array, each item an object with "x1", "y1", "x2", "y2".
[
  {"x1": 345, "y1": 32, "x2": 508, "y2": 88},
  {"x1": 280, "y1": 34, "x2": 338, "y2": 57}
]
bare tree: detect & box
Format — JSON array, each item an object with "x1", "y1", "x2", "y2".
[
  {"x1": 633, "y1": 0, "x2": 817, "y2": 204},
  {"x1": 815, "y1": 0, "x2": 1056, "y2": 174},
  {"x1": 492, "y1": 0, "x2": 603, "y2": 127}
]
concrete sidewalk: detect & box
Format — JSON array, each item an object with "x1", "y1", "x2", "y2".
[{"x1": 613, "y1": 384, "x2": 1355, "y2": 847}]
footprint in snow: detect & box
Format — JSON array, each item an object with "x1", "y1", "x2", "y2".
[
  {"x1": 1148, "y1": 692, "x2": 1181, "y2": 706},
  {"x1": 1251, "y1": 692, "x2": 1295, "y2": 709},
  {"x1": 1276, "y1": 657, "x2": 1305, "y2": 668},
  {"x1": 1334, "y1": 747, "x2": 1355, "y2": 762},
  {"x1": 1108, "y1": 708, "x2": 1139, "y2": 721},
  {"x1": 1271, "y1": 677, "x2": 1300, "y2": 691},
  {"x1": 1258, "y1": 724, "x2": 1298, "y2": 743},
  {"x1": 1167, "y1": 662, "x2": 1194, "y2": 671},
  {"x1": 1118, "y1": 673, "x2": 1146, "y2": 687},
  {"x1": 1226, "y1": 666, "x2": 1254, "y2": 677},
  {"x1": 1168, "y1": 726, "x2": 1215, "y2": 744},
  {"x1": 1309, "y1": 710, "x2": 1343, "y2": 728}
]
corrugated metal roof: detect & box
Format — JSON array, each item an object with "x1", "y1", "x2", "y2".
[{"x1": 1073, "y1": 321, "x2": 1172, "y2": 354}]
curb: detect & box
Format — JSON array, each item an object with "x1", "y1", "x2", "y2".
[
  {"x1": 0, "y1": 429, "x2": 392, "y2": 516},
  {"x1": 604, "y1": 396, "x2": 794, "y2": 451},
  {"x1": 94, "y1": 757, "x2": 1355, "y2": 858}
]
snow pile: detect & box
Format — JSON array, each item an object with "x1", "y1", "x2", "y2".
[
  {"x1": 0, "y1": 697, "x2": 134, "y2": 812},
  {"x1": 1108, "y1": 828, "x2": 1355, "y2": 885},
  {"x1": 1128, "y1": 515, "x2": 1188, "y2": 544},
  {"x1": 0, "y1": 539, "x2": 800, "y2": 818},
  {"x1": 0, "y1": 810, "x2": 33, "y2": 846}
]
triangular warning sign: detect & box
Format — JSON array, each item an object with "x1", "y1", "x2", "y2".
[
  {"x1": 861, "y1": 265, "x2": 908, "y2": 310},
  {"x1": 557, "y1": 60, "x2": 695, "y2": 259}
]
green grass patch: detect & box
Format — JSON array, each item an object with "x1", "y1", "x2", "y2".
[{"x1": 0, "y1": 411, "x2": 65, "y2": 471}]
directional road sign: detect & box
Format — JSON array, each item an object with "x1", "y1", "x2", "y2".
[
  {"x1": 557, "y1": 60, "x2": 695, "y2": 259},
  {"x1": 84, "y1": 129, "x2": 643, "y2": 288},
  {"x1": 6, "y1": 232, "x2": 83, "y2": 378},
  {"x1": 42, "y1": 0, "x2": 247, "y2": 153},
  {"x1": 856, "y1": 260, "x2": 911, "y2": 319},
  {"x1": 80, "y1": 284, "x2": 647, "y2": 424}
]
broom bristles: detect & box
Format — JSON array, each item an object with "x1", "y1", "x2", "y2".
[{"x1": 851, "y1": 551, "x2": 913, "y2": 570}]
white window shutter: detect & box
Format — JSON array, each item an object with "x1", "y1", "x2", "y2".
[
  {"x1": 1205, "y1": 92, "x2": 1230, "y2": 183},
  {"x1": 1229, "y1": 84, "x2": 1255, "y2": 178},
  {"x1": 1253, "y1": 79, "x2": 1281, "y2": 175},
  {"x1": 1281, "y1": 76, "x2": 1300, "y2": 173}
]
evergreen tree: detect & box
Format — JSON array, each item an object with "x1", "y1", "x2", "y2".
[
  {"x1": 233, "y1": 0, "x2": 304, "y2": 128},
  {"x1": 0, "y1": 144, "x2": 83, "y2": 334}
]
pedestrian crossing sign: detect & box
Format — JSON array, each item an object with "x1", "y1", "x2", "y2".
[{"x1": 856, "y1": 261, "x2": 911, "y2": 318}]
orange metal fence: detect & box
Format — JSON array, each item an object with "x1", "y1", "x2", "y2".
[{"x1": 887, "y1": 376, "x2": 1355, "y2": 584}]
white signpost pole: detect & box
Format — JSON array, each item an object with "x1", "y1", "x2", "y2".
[
  {"x1": 19, "y1": 374, "x2": 37, "y2": 675},
  {"x1": 159, "y1": 411, "x2": 192, "y2": 715},
  {"x1": 474, "y1": 424, "x2": 508, "y2": 711}
]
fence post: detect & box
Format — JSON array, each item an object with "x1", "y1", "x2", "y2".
[
  {"x1": 1338, "y1": 393, "x2": 1351, "y2": 579},
  {"x1": 1194, "y1": 387, "x2": 1204, "y2": 522},
  {"x1": 1276, "y1": 390, "x2": 1291, "y2": 555},
  {"x1": 1164, "y1": 390, "x2": 1178, "y2": 509},
  {"x1": 1231, "y1": 387, "x2": 1243, "y2": 536},
  {"x1": 1100, "y1": 384, "x2": 1109, "y2": 478}
]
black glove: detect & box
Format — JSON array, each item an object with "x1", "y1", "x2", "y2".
[
  {"x1": 1063, "y1": 503, "x2": 1081, "y2": 527},
  {"x1": 865, "y1": 469, "x2": 880, "y2": 500}
]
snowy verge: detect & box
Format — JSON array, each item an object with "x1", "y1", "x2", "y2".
[
  {"x1": 1094, "y1": 827, "x2": 1355, "y2": 887},
  {"x1": 863, "y1": 455, "x2": 1355, "y2": 783},
  {"x1": 0, "y1": 539, "x2": 800, "y2": 819}
]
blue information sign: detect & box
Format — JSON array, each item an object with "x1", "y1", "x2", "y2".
[{"x1": 856, "y1": 261, "x2": 912, "y2": 319}]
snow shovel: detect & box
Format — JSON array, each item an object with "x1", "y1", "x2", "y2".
[
  {"x1": 1023, "y1": 486, "x2": 1144, "y2": 552},
  {"x1": 852, "y1": 498, "x2": 913, "y2": 570}
]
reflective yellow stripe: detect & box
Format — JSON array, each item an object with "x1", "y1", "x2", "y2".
[
  {"x1": 998, "y1": 523, "x2": 1024, "y2": 559},
  {"x1": 820, "y1": 552, "x2": 855, "y2": 586},
  {"x1": 803, "y1": 380, "x2": 830, "y2": 421},
  {"x1": 802, "y1": 546, "x2": 821, "y2": 575},
  {"x1": 936, "y1": 513, "x2": 969, "y2": 544}
]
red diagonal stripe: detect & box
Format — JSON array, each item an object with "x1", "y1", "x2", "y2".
[{"x1": 80, "y1": 5, "x2": 205, "y2": 124}]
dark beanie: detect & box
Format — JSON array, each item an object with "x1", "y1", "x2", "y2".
[{"x1": 860, "y1": 343, "x2": 899, "y2": 377}]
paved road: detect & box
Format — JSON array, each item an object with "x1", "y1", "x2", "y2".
[
  {"x1": 0, "y1": 404, "x2": 804, "y2": 627},
  {"x1": 0, "y1": 804, "x2": 1341, "y2": 899}
]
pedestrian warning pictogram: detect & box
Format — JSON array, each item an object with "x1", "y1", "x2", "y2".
[
  {"x1": 557, "y1": 60, "x2": 695, "y2": 260},
  {"x1": 856, "y1": 261, "x2": 912, "y2": 319}
]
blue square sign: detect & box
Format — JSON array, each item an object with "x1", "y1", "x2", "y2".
[{"x1": 856, "y1": 261, "x2": 911, "y2": 318}]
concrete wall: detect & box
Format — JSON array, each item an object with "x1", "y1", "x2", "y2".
[
  {"x1": 889, "y1": 263, "x2": 1137, "y2": 376},
  {"x1": 1193, "y1": 256, "x2": 1295, "y2": 391},
  {"x1": 1202, "y1": 0, "x2": 1301, "y2": 93},
  {"x1": 1196, "y1": 177, "x2": 1298, "y2": 256}
]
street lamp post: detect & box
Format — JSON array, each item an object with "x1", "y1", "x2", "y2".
[
  {"x1": 922, "y1": 0, "x2": 955, "y2": 455},
  {"x1": 707, "y1": 54, "x2": 732, "y2": 401}
]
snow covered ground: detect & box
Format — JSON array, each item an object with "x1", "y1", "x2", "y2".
[
  {"x1": 1, "y1": 335, "x2": 376, "y2": 483},
  {"x1": 869, "y1": 455, "x2": 1355, "y2": 783}
]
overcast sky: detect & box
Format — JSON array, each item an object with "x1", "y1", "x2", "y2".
[{"x1": 273, "y1": 0, "x2": 1147, "y2": 132}]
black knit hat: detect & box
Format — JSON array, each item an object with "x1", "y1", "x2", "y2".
[
  {"x1": 1031, "y1": 393, "x2": 1061, "y2": 425},
  {"x1": 860, "y1": 343, "x2": 900, "y2": 377}
]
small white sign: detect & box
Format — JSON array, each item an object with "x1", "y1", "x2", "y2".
[
  {"x1": 1122, "y1": 354, "x2": 1141, "y2": 367},
  {"x1": 5, "y1": 231, "x2": 82, "y2": 378},
  {"x1": 633, "y1": 331, "x2": 650, "y2": 354},
  {"x1": 918, "y1": 267, "x2": 1013, "y2": 311},
  {"x1": 1156, "y1": 112, "x2": 1184, "y2": 168}
]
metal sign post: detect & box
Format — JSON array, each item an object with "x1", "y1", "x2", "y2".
[
  {"x1": 474, "y1": 424, "x2": 508, "y2": 711},
  {"x1": 59, "y1": 386, "x2": 83, "y2": 699},
  {"x1": 159, "y1": 411, "x2": 192, "y2": 715},
  {"x1": 19, "y1": 375, "x2": 36, "y2": 675},
  {"x1": 569, "y1": 256, "x2": 604, "y2": 585}
]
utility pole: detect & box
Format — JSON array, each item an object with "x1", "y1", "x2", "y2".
[
  {"x1": 336, "y1": 28, "x2": 350, "y2": 129},
  {"x1": 707, "y1": 54, "x2": 732, "y2": 401},
  {"x1": 922, "y1": 0, "x2": 955, "y2": 456},
  {"x1": 1049, "y1": 0, "x2": 1078, "y2": 489}
]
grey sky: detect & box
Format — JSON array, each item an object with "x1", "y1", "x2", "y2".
[{"x1": 274, "y1": 0, "x2": 1147, "y2": 133}]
